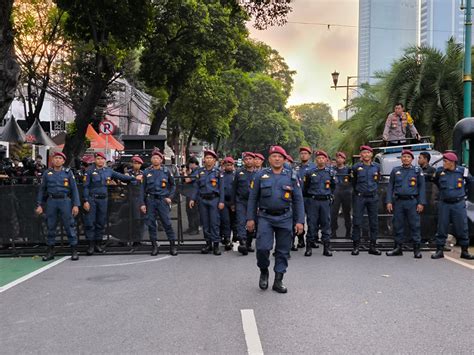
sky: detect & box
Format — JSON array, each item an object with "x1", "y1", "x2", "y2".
[{"x1": 248, "y1": 0, "x2": 359, "y2": 120}]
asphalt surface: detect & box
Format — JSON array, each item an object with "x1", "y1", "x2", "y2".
[{"x1": 1, "y1": 247, "x2": 473, "y2": 354}]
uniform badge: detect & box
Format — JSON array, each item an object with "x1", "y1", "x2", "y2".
[
  {"x1": 311, "y1": 173, "x2": 316, "y2": 177},
  {"x1": 63, "y1": 178, "x2": 69, "y2": 187},
  {"x1": 410, "y1": 177, "x2": 416, "y2": 186},
  {"x1": 357, "y1": 167, "x2": 363, "y2": 171},
  {"x1": 211, "y1": 178, "x2": 217, "y2": 187},
  {"x1": 239, "y1": 171, "x2": 244, "y2": 175},
  {"x1": 161, "y1": 179, "x2": 167, "y2": 188},
  {"x1": 395, "y1": 171, "x2": 401, "y2": 175},
  {"x1": 262, "y1": 174, "x2": 269, "y2": 179},
  {"x1": 147, "y1": 173, "x2": 152, "y2": 177},
  {"x1": 373, "y1": 174, "x2": 378, "y2": 181},
  {"x1": 83, "y1": 175, "x2": 87, "y2": 182},
  {"x1": 325, "y1": 180, "x2": 330, "y2": 189},
  {"x1": 106, "y1": 177, "x2": 111, "y2": 185},
  {"x1": 344, "y1": 176, "x2": 349, "y2": 183},
  {"x1": 200, "y1": 171, "x2": 205, "y2": 175},
  {"x1": 440, "y1": 172, "x2": 445, "y2": 176},
  {"x1": 284, "y1": 192, "x2": 290, "y2": 199},
  {"x1": 47, "y1": 171, "x2": 53, "y2": 175},
  {"x1": 92, "y1": 171, "x2": 98, "y2": 175},
  {"x1": 250, "y1": 180, "x2": 254, "y2": 189},
  {"x1": 457, "y1": 178, "x2": 463, "y2": 188}
]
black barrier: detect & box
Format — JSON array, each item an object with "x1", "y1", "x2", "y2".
[{"x1": 0, "y1": 178, "x2": 445, "y2": 255}]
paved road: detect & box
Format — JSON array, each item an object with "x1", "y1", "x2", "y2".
[{"x1": 1, "y1": 248, "x2": 473, "y2": 354}]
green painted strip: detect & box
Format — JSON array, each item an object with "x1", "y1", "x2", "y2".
[{"x1": 0, "y1": 257, "x2": 55, "y2": 287}]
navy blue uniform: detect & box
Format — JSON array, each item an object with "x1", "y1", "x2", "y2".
[
  {"x1": 141, "y1": 166, "x2": 176, "y2": 242},
  {"x1": 295, "y1": 162, "x2": 316, "y2": 240},
  {"x1": 83, "y1": 166, "x2": 135, "y2": 241},
  {"x1": 220, "y1": 170, "x2": 236, "y2": 240},
  {"x1": 386, "y1": 165, "x2": 426, "y2": 244},
  {"x1": 247, "y1": 168, "x2": 305, "y2": 273},
  {"x1": 330, "y1": 166, "x2": 352, "y2": 238},
  {"x1": 303, "y1": 167, "x2": 336, "y2": 243},
  {"x1": 233, "y1": 168, "x2": 256, "y2": 241},
  {"x1": 37, "y1": 168, "x2": 80, "y2": 246},
  {"x1": 351, "y1": 162, "x2": 381, "y2": 242},
  {"x1": 433, "y1": 166, "x2": 471, "y2": 247},
  {"x1": 191, "y1": 166, "x2": 225, "y2": 243}
]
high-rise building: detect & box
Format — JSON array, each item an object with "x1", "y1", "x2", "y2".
[
  {"x1": 358, "y1": 0, "x2": 418, "y2": 84},
  {"x1": 419, "y1": 0, "x2": 465, "y2": 51}
]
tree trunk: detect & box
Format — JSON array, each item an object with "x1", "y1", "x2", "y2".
[
  {"x1": 149, "y1": 104, "x2": 168, "y2": 135},
  {"x1": 184, "y1": 123, "x2": 198, "y2": 159},
  {"x1": 0, "y1": 0, "x2": 20, "y2": 120}
]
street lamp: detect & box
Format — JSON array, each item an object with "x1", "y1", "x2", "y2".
[{"x1": 331, "y1": 71, "x2": 339, "y2": 88}]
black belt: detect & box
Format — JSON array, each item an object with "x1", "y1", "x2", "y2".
[
  {"x1": 356, "y1": 192, "x2": 377, "y2": 197},
  {"x1": 442, "y1": 197, "x2": 464, "y2": 204},
  {"x1": 395, "y1": 195, "x2": 417, "y2": 200},
  {"x1": 147, "y1": 194, "x2": 165, "y2": 199},
  {"x1": 48, "y1": 193, "x2": 70, "y2": 199},
  {"x1": 309, "y1": 195, "x2": 331, "y2": 201},
  {"x1": 261, "y1": 208, "x2": 289, "y2": 216},
  {"x1": 92, "y1": 194, "x2": 107, "y2": 199},
  {"x1": 200, "y1": 193, "x2": 219, "y2": 200}
]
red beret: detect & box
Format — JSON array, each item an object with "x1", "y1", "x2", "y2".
[
  {"x1": 242, "y1": 152, "x2": 255, "y2": 158},
  {"x1": 131, "y1": 155, "x2": 143, "y2": 164},
  {"x1": 299, "y1": 146, "x2": 312, "y2": 154},
  {"x1": 336, "y1": 151, "x2": 347, "y2": 160},
  {"x1": 268, "y1": 146, "x2": 287, "y2": 158},
  {"x1": 204, "y1": 149, "x2": 218, "y2": 159},
  {"x1": 315, "y1": 150, "x2": 328, "y2": 159},
  {"x1": 443, "y1": 152, "x2": 458, "y2": 162},
  {"x1": 359, "y1": 145, "x2": 373, "y2": 153},
  {"x1": 53, "y1": 152, "x2": 66, "y2": 160},
  {"x1": 401, "y1": 150, "x2": 414, "y2": 159},
  {"x1": 223, "y1": 156, "x2": 235, "y2": 164},
  {"x1": 254, "y1": 153, "x2": 265, "y2": 161},
  {"x1": 95, "y1": 152, "x2": 106, "y2": 159},
  {"x1": 151, "y1": 149, "x2": 164, "y2": 159},
  {"x1": 286, "y1": 155, "x2": 294, "y2": 163}
]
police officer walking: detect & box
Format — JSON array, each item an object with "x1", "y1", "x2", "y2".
[
  {"x1": 36, "y1": 152, "x2": 80, "y2": 261},
  {"x1": 232, "y1": 152, "x2": 256, "y2": 255},
  {"x1": 247, "y1": 146, "x2": 304, "y2": 293},
  {"x1": 140, "y1": 150, "x2": 177, "y2": 256},
  {"x1": 127, "y1": 155, "x2": 145, "y2": 247},
  {"x1": 386, "y1": 150, "x2": 426, "y2": 258},
  {"x1": 351, "y1": 145, "x2": 382, "y2": 256},
  {"x1": 189, "y1": 150, "x2": 225, "y2": 256},
  {"x1": 295, "y1": 146, "x2": 316, "y2": 250},
  {"x1": 431, "y1": 152, "x2": 474, "y2": 260},
  {"x1": 220, "y1": 156, "x2": 236, "y2": 251},
  {"x1": 303, "y1": 150, "x2": 335, "y2": 257},
  {"x1": 330, "y1": 151, "x2": 352, "y2": 239},
  {"x1": 83, "y1": 152, "x2": 139, "y2": 255}
]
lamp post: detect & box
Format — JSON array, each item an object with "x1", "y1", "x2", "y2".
[
  {"x1": 330, "y1": 72, "x2": 373, "y2": 120},
  {"x1": 462, "y1": 0, "x2": 472, "y2": 165}
]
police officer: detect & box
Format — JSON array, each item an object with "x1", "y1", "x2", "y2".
[
  {"x1": 140, "y1": 150, "x2": 177, "y2": 256},
  {"x1": 295, "y1": 147, "x2": 316, "y2": 250},
  {"x1": 127, "y1": 155, "x2": 145, "y2": 248},
  {"x1": 351, "y1": 145, "x2": 382, "y2": 256},
  {"x1": 382, "y1": 103, "x2": 420, "y2": 144},
  {"x1": 303, "y1": 150, "x2": 335, "y2": 257},
  {"x1": 254, "y1": 153, "x2": 265, "y2": 171},
  {"x1": 418, "y1": 152, "x2": 436, "y2": 177},
  {"x1": 83, "y1": 152, "x2": 139, "y2": 255},
  {"x1": 247, "y1": 146, "x2": 304, "y2": 293},
  {"x1": 330, "y1": 151, "x2": 352, "y2": 239},
  {"x1": 386, "y1": 150, "x2": 426, "y2": 258},
  {"x1": 431, "y1": 152, "x2": 474, "y2": 260},
  {"x1": 189, "y1": 150, "x2": 225, "y2": 255},
  {"x1": 232, "y1": 152, "x2": 256, "y2": 255},
  {"x1": 220, "y1": 156, "x2": 236, "y2": 251},
  {"x1": 36, "y1": 152, "x2": 80, "y2": 261}
]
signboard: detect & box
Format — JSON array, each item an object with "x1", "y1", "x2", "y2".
[{"x1": 99, "y1": 120, "x2": 115, "y2": 135}]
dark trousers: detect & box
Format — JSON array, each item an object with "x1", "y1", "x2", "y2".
[
  {"x1": 436, "y1": 200, "x2": 469, "y2": 247},
  {"x1": 352, "y1": 195, "x2": 378, "y2": 242},
  {"x1": 84, "y1": 197, "x2": 108, "y2": 241},
  {"x1": 146, "y1": 198, "x2": 176, "y2": 241},
  {"x1": 306, "y1": 198, "x2": 331, "y2": 243},
  {"x1": 220, "y1": 202, "x2": 236, "y2": 238},
  {"x1": 392, "y1": 198, "x2": 420, "y2": 244},
  {"x1": 331, "y1": 188, "x2": 352, "y2": 237},
  {"x1": 185, "y1": 197, "x2": 200, "y2": 231},
  {"x1": 45, "y1": 198, "x2": 77, "y2": 246},
  {"x1": 198, "y1": 197, "x2": 220, "y2": 243}
]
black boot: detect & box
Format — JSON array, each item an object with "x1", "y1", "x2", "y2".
[
  {"x1": 238, "y1": 240, "x2": 248, "y2": 255},
  {"x1": 246, "y1": 236, "x2": 255, "y2": 252},
  {"x1": 304, "y1": 244, "x2": 312, "y2": 257},
  {"x1": 431, "y1": 247, "x2": 444, "y2": 259},
  {"x1": 413, "y1": 243, "x2": 422, "y2": 259},
  {"x1": 213, "y1": 242, "x2": 221, "y2": 256},
  {"x1": 323, "y1": 241, "x2": 333, "y2": 257},
  {"x1": 95, "y1": 240, "x2": 104, "y2": 253},
  {"x1": 151, "y1": 240, "x2": 159, "y2": 256},
  {"x1": 259, "y1": 268, "x2": 269, "y2": 290},
  {"x1": 42, "y1": 245, "x2": 55, "y2": 261},
  {"x1": 368, "y1": 241, "x2": 381, "y2": 255},
  {"x1": 460, "y1": 246, "x2": 474, "y2": 260},
  {"x1": 386, "y1": 243, "x2": 403, "y2": 256},
  {"x1": 169, "y1": 241, "x2": 178, "y2": 256},
  {"x1": 272, "y1": 272, "x2": 287, "y2": 293},
  {"x1": 297, "y1": 234, "x2": 305, "y2": 248},
  {"x1": 309, "y1": 241, "x2": 319, "y2": 248},
  {"x1": 201, "y1": 241, "x2": 212, "y2": 254},
  {"x1": 70, "y1": 246, "x2": 79, "y2": 261},
  {"x1": 351, "y1": 241, "x2": 360, "y2": 256},
  {"x1": 86, "y1": 240, "x2": 95, "y2": 255},
  {"x1": 223, "y1": 237, "x2": 233, "y2": 251}
]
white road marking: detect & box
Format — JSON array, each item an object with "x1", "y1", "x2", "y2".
[
  {"x1": 444, "y1": 255, "x2": 474, "y2": 270},
  {"x1": 241, "y1": 309, "x2": 264, "y2": 355},
  {"x1": 78, "y1": 255, "x2": 173, "y2": 268},
  {"x1": 0, "y1": 256, "x2": 68, "y2": 294}
]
